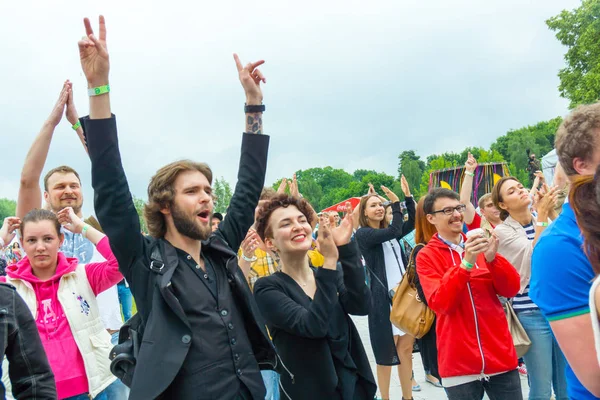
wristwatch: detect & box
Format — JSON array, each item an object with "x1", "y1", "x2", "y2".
[{"x1": 244, "y1": 104, "x2": 265, "y2": 113}]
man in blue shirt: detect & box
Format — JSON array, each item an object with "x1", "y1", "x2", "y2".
[{"x1": 530, "y1": 102, "x2": 600, "y2": 399}]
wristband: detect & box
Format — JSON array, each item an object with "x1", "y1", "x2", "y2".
[
  {"x1": 242, "y1": 253, "x2": 257, "y2": 262},
  {"x1": 465, "y1": 171, "x2": 475, "y2": 177},
  {"x1": 536, "y1": 221, "x2": 549, "y2": 227},
  {"x1": 88, "y1": 84, "x2": 110, "y2": 97},
  {"x1": 72, "y1": 121, "x2": 81, "y2": 131},
  {"x1": 81, "y1": 224, "x2": 89, "y2": 239},
  {"x1": 244, "y1": 104, "x2": 265, "y2": 113},
  {"x1": 461, "y1": 259, "x2": 474, "y2": 270}
]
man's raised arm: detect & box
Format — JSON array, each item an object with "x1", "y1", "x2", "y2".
[
  {"x1": 459, "y1": 152, "x2": 477, "y2": 225},
  {"x1": 216, "y1": 54, "x2": 270, "y2": 252},
  {"x1": 16, "y1": 82, "x2": 70, "y2": 219},
  {"x1": 78, "y1": 16, "x2": 144, "y2": 275}
]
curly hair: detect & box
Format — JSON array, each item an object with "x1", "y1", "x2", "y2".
[
  {"x1": 555, "y1": 102, "x2": 600, "y2": 176},
  {"x1": 255, "y1": 194, "x2": 315, "y2": 240},
  {"x1": 144, "y1": 160, "x2": 213, "y2": 238}
]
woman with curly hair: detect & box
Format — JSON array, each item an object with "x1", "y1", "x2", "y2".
[{"x1": 253, "y1": 194, "x2": 376, "y2": 399}]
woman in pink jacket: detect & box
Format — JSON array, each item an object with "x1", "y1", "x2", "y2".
[{"x1": 1, "y1": 207, "x2": 123, "y2": 400}]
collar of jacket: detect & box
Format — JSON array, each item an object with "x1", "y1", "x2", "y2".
[{"x1": 503, "y1": 214, "x2": 536, "y2": 232}]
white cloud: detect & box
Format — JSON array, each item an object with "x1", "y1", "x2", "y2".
[{"x1": 0, "y1": 0, "x2": 579, "y2": 216}]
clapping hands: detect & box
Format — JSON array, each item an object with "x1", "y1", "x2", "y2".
[{"x1": 57, "y1": 207, "x2": 85, "y2": 234}]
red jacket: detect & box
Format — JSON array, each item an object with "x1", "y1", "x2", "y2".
[{"x1": 416, "y1": 233, "x2": 520, "y2": 379}]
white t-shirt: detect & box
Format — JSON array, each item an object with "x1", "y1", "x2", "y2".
[{"x1": 382, "y1": 239, "x2": 406, "y2": 337}]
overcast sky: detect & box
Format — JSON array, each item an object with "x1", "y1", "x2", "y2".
[{"x1": 0, "y1": 0, "x2": 580, "y2": 215}]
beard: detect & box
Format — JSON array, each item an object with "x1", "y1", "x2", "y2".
[{"x1": 171, "y1": 203, "x2": 212, "y2": 241}]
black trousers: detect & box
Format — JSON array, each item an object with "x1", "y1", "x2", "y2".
[
  {"x1": 417, "y1": 318, "x2": 440, "y2": 380},
  {"x1": 445, "y1": 370, "x2": 523, "y2": 400}
]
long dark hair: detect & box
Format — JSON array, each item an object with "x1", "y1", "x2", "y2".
[{"x1": 570, "y1": 166, "x2": 600, "y2": 274}]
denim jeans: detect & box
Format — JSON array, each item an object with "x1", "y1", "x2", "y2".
[
  {"x1": 445, "y1": 370, "x2": 522, "y2": 400},
  {"x1": 64, "y1": 392, "x2": 107, "y2": 400},
  {"x1": 261, "y1": 369, "x2": 280, "y2": 400},
  {"x1": 516, "y1": 308, "x2": 568, "y2": 400},
  {"x1": 117, "y1": 282, "x2": 133, "y2": 321}
]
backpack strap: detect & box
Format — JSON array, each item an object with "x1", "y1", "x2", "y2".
[{"x1": 149, "y1": 243, "x2": 165, "y2": 274}]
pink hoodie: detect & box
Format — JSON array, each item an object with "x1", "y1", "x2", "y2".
[{"x1": 2, "y1": 237, "x2": 122, "y2": 399}]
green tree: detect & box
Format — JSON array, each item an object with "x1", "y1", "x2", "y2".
[
  {"x1": 398, "y1": 151, "x2": 426, "y2": 198},
  {"x1": 213, "y1": 177, "x2": 233, "y2": 214},
  {"x1": 547, "y1": 0, "x2": 600, "y2": 108},
  {"x1": 0, "y1": 198, "x2": 16, "y2": 221},
  {"x1": 131, "y1": 195, "x2": 148, "y2": 234}
]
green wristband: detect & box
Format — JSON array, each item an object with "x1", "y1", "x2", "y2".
[
  {"x1": 465, "y1": 171, "x2": 475, "y2": 177},
  {"x1": 81, "y1": 224, "x2": 89, "y2": 239},
  {"x1": 72, "y1": 121, "x2": 81, "y2": 130},
  {"x1": 462, "y1": 259, "x2": 474, "y2": 270},
  {"x1": 536, "y1": 221, "x2": 549, "y2": 227},
  {"x1": 88, "y1": 84, "x2": 110, "y2": 97}
]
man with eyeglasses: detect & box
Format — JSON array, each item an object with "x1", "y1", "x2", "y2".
[{"x1": 416, "y1": 188, "x2": 522, "y2": 400}]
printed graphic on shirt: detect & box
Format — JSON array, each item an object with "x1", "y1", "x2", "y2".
[
  {"x1": 36, "y1": 298, "x2": 64, "y2": 337},
  {"x1": 75, "y1": 293, "x2": 91, "y2": 316},
  {"x1": 61, "y1": 229, "x2": 95, "y2": 264},
  {"x1": 41, "y1": 298, "x2": 58, "y2": 323}
]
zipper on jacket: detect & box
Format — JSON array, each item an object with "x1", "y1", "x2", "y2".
[{"x1": 466, "y1": 282, "x2": 486, "y2": 377}]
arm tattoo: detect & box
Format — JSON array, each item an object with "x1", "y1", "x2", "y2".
[{"x1": 245, "y1": 112, "x2": 263, "y2": 134}]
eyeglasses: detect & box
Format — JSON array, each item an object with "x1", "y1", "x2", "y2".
[{"x1": 429, "y1": 204, "x2": 467, "y2": 216}]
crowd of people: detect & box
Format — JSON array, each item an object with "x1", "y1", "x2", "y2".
[{"x1": 1, "y1": 13, "x2": 600, "y2": 400}]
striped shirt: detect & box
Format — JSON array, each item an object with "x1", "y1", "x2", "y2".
[{"x1": 512, "y1": 222, "x2": 537, "y2": 311}]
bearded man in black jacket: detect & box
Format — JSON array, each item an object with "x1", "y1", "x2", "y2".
[{"x1": 77, "y1": 15, "x2": 281, "y2": 400}]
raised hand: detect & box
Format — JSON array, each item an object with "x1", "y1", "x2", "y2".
[
  {"x1": 233, "y1": 54, "x2": 265, "y2": 105},
  {"x1": 536, "y1": 184, "x2": 559, "y2": 216},
  {"x1": 380, "y1": 185, "x2": 399, "y2": 203},
  {"x1": 78, "y1": 16, "x2": 109, "y2": 87},
  {"x1": 465, "y1": 152, "x2": 477, "y2": 173},
  {"x1": 290, "y1": 174, "x2": 300, "y2": 198},
  {"x1": 400, "y1": 175, "x2": 411, "y2": 197},
  {"x1": 317, "y1": 215, "x2": 338, "y2": 267},
  {"x1": 276, "y1": 178, "x2": 288, "y2": 194},
  {"x1": 367, "y1": 183, "x2": 376, "y2": 196},
  {"x1": 47, "y1": 81, "x2": 70, "y2": 127},
  {"x1": 65, "y1": 81, "x2": 80, "y2": 126},
  {"x1": 331, "y1": 207, "x2": 353, "y2": 246},
  {"x1": 240, "y1": 229, "x2": 260, "y2": 259},
  {"x1": 57, "y1": 207, "x2": 85, "y2": 234},
  {"x1": 0, "y1": 217, "x2": 21, "y2": 247}
]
